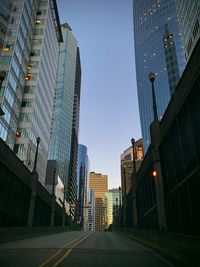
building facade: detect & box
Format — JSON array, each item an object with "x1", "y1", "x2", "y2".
[
  {"x1": 88, "y1": 188, "x2": 95, "y2": 231},
  {"x1": 89, "y1": 172, "x2": 108, "y2": 231},
  {"x1": 48, "y1": 22, "x2": 78, "y2": 193},
  {"x1": 105, "y1": 188, "x2": 121, "y2": 228},
  {"x1": 76, "y1": 144, "x2": 89, "y2": 229},
  {"x1": 175, "y1": 0, "x2": 200, "y2": 60},
  {"x1": 121, "y1": 138, "x2": 144, "y2": 196},
  {"x1": 67, "y1": 47, "x2": 81, "y2": 214},
  {"x1": 133, "y1": 0, "x2": 186, "y2": 152},
  {"x1": 0, "y1": 0, "x2": 62, "y2": 184},
  {"x1": 0, "y1": 0, "x2": 12, "y2": 55}
]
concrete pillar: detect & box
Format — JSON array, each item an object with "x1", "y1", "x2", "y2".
[
  {"x1": 27, "y1": 172, "x2": 38, "y2": 226},
  {"x1": 132, "y1": 174, "x2": 138, "y2": 227},
  {"x1": 150, "y1": 121, "x2": 167, "y2": 230}
]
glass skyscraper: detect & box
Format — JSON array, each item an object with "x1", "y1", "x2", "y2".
[
  {"x1": 77, "y1": 144, "x2": 89, "y2": 227},
  {"x1": 0, "y1": 0, "x2": 62, "y2": 184},
  {"x1": 133, "y1": 0, "x2": 186, "y2": 152},
  {"x1": 175, "y1": 0, "x2": 200, "y2": 60},
  {"x1": 48, "y1": 23, "x2": 78, "y2": 188}
]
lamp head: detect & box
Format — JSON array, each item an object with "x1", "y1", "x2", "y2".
[
  {"x1": 0, "y1": 71, "x2": 7, "y2": 82},
  {"x1": 131, "y1": 138, "x2": 135, "y2": 146},
  {"x1": 149, "y1": 72, "x2": 156, "y2": 82},
  {"x1": 36, "y1": 136, "x2": 41, "y2": 144}
]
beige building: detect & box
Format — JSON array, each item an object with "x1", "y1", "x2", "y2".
[{"x1": 89, "y1": 172, "x2": 108, "y2": 231}]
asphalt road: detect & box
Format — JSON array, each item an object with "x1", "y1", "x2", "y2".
[{"x1": 0, "y1": 231, "x2": 174, "y2": 267}]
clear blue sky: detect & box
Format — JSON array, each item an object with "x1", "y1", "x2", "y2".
[{"x1": 57, "y1": 0, "x2": 141, "y2": 189}]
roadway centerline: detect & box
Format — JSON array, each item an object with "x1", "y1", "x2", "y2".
[
  {"x1": 37, "y1": 232, "x2": 92, "y2": 267},
  {"x1": 52, "y1": 232, "x2": 93, "y2": 267}
]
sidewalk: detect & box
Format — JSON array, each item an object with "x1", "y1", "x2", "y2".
[
  {"x1": 114, "y1": 227, "x2": 200, "y2": 267},
  {"x1": 0, "y1": 226, "x2": 78, "y2": 243}
]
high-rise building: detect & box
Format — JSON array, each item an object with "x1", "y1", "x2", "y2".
[
  {"x1": 133, "y1": 0, "x2": 186, "y2": 152},
  {"x1": 121, "y1": 138, "x2": 144, "y2": 196},
  {"x1": 175, "y1": 0, "x2": 200, "y2": 60},
  {"x1": 48, "y1": 22, "x2": 78, "y2": 194},
  {"x1": 105, "y1": 188, "x2": 121, "y2": 228},
  {"x1": 89, "y1": 172, "x2": 108, "y2": 231},
  {"x1": 76, "y1": 144, "x2": 89, "y2": 229},
  {"x1": 0, "y1": 0, "x2": 62, "y2": 184},
  {"x1": 67, "y1": 47, "x2": 81, "y2": 213}
]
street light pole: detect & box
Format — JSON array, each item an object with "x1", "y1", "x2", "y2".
[
  {"x1": 27, "y1": 136, "x2": 41, "y2": 226},
  {"x1": 0, "y1": 71, "x2": 7, "y2": 116},
  {"x1": 33, "y1": 137, "x2": 41, "y2": 173},
  {"x1": 51, "y1": 167, "x2": 57, "y2": 227},
  {"x1": 149, "y1": 72, "x2": 158, "y2": 121},
  {"x1": 131, "y1": 138, "x2": 138, "y2": 227}
]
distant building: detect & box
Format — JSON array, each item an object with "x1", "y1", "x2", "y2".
[
  {"x1": 175, "y1": 0, "x2": 200, "y2": 60},
  {"x1": 88, "y1": 188, "x2": 95, "y2": 231},
  {"x1": 105, "y1": 188, "x2": 121, "y2": 228},
  {"x1": 89, "y1": 172, "x2": 108, "y2": 231},
  {"x1": 121, "y1": 138, "x2": 144, "y2": 196},
  {"x1": 133, "y1": 0, "x2": 186, "y2": 152},
  {"x1": 76, "y1": 144, "x2": 89, "y2": 229}
]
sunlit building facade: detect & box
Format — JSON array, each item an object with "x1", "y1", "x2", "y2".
[
  {"x1": 121, "y1": 138, "x2": 144, "y2": 196},
  {"x1": 133, "y1": 0, "x2": 186, "y2": 152},
  {"x1": 89, "y1": 172, "x2": 108, "y2": 231},
  {"x1": 105, "y1": 188, "x2": 121, "y2": 228},
  {"x1": 175, "y1": 0, "x2": 200, "y2": 60}
]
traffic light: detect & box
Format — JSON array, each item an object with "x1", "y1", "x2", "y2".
[{"x1": 151, "y1": 169, "x2": 158, "y2": 181}]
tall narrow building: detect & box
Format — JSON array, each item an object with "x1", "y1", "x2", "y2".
[
  {"x1": 67, "y1": 47, "x2": 82, "y2": 214},
  {"x1": 175, "y1": 0, "x2": 200, "y2": 60},
  {"x1": 89, "y1": 172, "x2": 108, "y2": 231},
  {"x1": 47, "y1": 23, "x2": 79, "y2": 203},
  {"x1": 133, "y1": 0, "x2": 186, "y2": 152},
  {"x1": 76, "y1": 144, "x2": 89, "y2": 228}
]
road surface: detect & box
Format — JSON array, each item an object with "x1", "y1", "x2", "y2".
[{"x1": 0, "y1": 231, "x2": 174, "y2": 267}]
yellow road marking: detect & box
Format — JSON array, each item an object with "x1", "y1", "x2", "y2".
[
  {"x1": 37, "y1": 232, "x2": 90, "y2": 267},
  {"x1": 52, "y1": 232, "x2": 93, "y2": 267}
]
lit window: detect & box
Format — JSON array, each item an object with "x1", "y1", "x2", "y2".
[{"x1": 25, "y1": 74, "x2": 32, "y2": 80}]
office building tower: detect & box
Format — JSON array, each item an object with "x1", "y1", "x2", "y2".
[
  {"x1": 175, "y1": 0, "x2": 200, "y2": 60},
  {"x1": 48, "y1": 22, "x2": 78, "y2": 198},
  {"x1": 105, "y1": 188, "x2": 121, "y2": 228},
  {"x1": 88, "y1": 188, "x2": 95, "y2": 231},
  {"x1": 121, "y1": 138, "x2": 143, "y2": 196},
  {"x1": 67, "y1": 47, "x2": 81, "y2": 212},
  {"x1": 0, "y1": 0, "x2": 62, "y2": 184},
  {"x1": 76, "y1": 144, "x2": 89, "y2": 228},
  {"x1": 133, "y1": 0, "x2": 186, "y2": 152},
  {"x1": 89, "y1": 172, "x2": 108, "y2": 231}
]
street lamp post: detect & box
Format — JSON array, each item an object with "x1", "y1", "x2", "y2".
[
  {"x1": 131, "y1": 138, "x2": 138, "y2": 227},
  {"x1": 33, "y1": 136, "x2": 41, "y2": 173},
  {"x1": 0, "y1": 71, "x2": 7, "y2": 116},
  {"x1": 123, "y1": 166, "x2": 127, "y2": 227},
  {"x1": 149, "y1": 72, "x2": 158, "y2": 121},
  {"x1": 27, "y1": 136, "x2": 41, "y2": 226}
]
